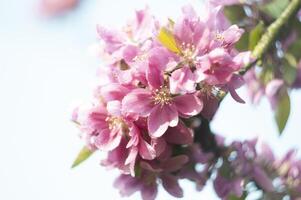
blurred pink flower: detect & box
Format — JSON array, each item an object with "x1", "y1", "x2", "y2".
[{"x1": 39, "y1": 0, "x2": 79, "y2": 16}]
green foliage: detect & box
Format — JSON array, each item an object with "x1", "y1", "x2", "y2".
[
  {"x1": 283, "y1": 53, "x2": 298, "y2": 85},
  {"x1": 249, "y1": 22, "x2": 265, "y2": 51},
  {"x1": 275, "y1": 90, "x2": 291, "y2": 135},
  {"x1": 259, "y1": 65, "x2": 274, "y2": 85},
  {"x1": 228, "y1": 194, "x2": 247, "y2": 200},
  {"x1": 261, "y1": 0, "x2": 290, "y2": 19},
  {"x1": 287, "y1": 38, "x2": 301, "y2": 61},
  {"x1": 71, "y1": 146, "x2": 94, "y2": 168},
  {"x1": 236, "y1": 32, "x2": 249, "y2": 51},
  {"x1": 220, "y1": 159, "x2": 233, "y2": 179},
  {"x1": 224, "y1": 5, "x2": 246, "y2": 24}
]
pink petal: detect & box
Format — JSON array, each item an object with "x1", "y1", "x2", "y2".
[
  {"x1": 146, "y1": 64, "x2": 163, "y2": 90},
  {"x1": 165, "y1": 121, "x2": 193, "y2": 145},
  {"x1": 148, "y1": 47, "x2": 170, "y2": 71},
  {"x1": 113, "y1": 175, "x2": 142, "y2": 197},
  {"x1": 148, "y1": 104, "x2": 178, "y2": 138},
  {"x1": 140, "y1": 161, "x2": 162, "y2": 173},
  {"x1": 233, "y1": 51, "x2": 252, "y2": 69},
  {"x1": 174, "y1": 94, "x2": 203, "y2": 117},
  {"x1": 122, "y1": 89, "x2": 153, "y2": 117},
  {"x1": 96, "y1": 26, "x2": 125, "y2": 53},
  {"x1": 170, "y1": 67, "x2": 196, "y2": 94},
  {"x1": 265, "y1": 79, "x2": 284, "y2": 97},
  {"x1": 122, "y1": 45, "x2": 139, "y2": 63},
  {"x1": 141, "y1": 184, "x2": 158, "y2": 200},
  {"x1": 199, "y1": 93, "x2": 219, "y2": 120},
  {"x1": 151, "y1": 137, "x2": 166, "y2": 157},
  {"x1": 161, "y1": 155, "x2": 189, "y2": 172},
  {"x1": 125, "y1": 147, "x2": 138, "y2": 176},
  {"x1": 252, "y1": 166, "x2": 274, "y2": 192},
  {"x1": 139, "y1": 138, "x2": 156, "y2": 160},
  {"x1": 106, "y1": 100, "x2": 122, "y2": 116},
  {"x1": 126, "y1": 124, "x2": 140, "y2": 148},
  {"x1": 223, "y1": 25, "x2": 244, "y2": 46},
  {"x1": 161, "y1": 174, "x2": 183, "y2": 198},
  {"x1": 94, "y1": 128, "x2": 122, "y2": 151},
  {"x1": 100, "y1": 83, "x2": 129, "y2": 102}
]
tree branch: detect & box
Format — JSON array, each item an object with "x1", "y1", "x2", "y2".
[{"x1": 239, "y1": 0, "x2": 301, "y2": 75}]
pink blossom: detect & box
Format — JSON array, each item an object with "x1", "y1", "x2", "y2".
[
  {"x1": 39, "y1": 0, "x2": 79, "y2": 16},
  {"x1": 122, "y1": 64, "x2": 203, "y2": 137},
  {"x1": 214, "y1": 174, "x2": 244, "y2": 199},
  {"x1": 196, "y1": 48, "x2": 244, "y2": 85}
]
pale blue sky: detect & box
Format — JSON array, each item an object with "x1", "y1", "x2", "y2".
[{"x1": 0, "y1": 0, "x2": 300, "y2": 200}]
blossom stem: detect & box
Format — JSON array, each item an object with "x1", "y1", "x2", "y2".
[{"x1": 239, "y1": 0, "x2": 301, "y2": 75}]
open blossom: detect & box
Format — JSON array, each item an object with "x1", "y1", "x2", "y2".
[{"x1": 122, "y1": 63, "x2": 203, "y2": 137}]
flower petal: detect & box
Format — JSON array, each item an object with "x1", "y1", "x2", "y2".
[
  {"x1": 139, "y1": 138, "x2": 156, "y2": 160},
  {"x1": 100, "y1": 83, "x2": 130, "y2": 102},
  {"x1": 94, "y1": 128, "x2": 122, "y2": 151},
  {"x1": 125, "y1": 147, "x2": 138, "y2": 176},
  {"x1": 174, "y1": 94, "x2": 203, "y2": 116},
  {"x1": 122, "y1": 89, "x2": 153, "y2": 117},
  {"x1": 148, "y1": 104, "x2": 178, "y2": 138},
  {"x1": 170, "y1": 67, "x2": 196, "y2": 94},
  {"x1": 161, "y1": 155, "x2": 189, "y2": 172},
  {"x1": 165, "y1": 121, "x2": 193, "y2": 145},
  {"x1": 252, "y1": 166, "x2": 274, "y2": 192},
  {"x1": 161, "y1": 174, "x2": 183, "y2": 198},
  {"x1": 141, "y1": 183, "x2": 158, "y2": 200},
  {"x1": 146, "y1": 64, "x2": 164, "y2": 90}
]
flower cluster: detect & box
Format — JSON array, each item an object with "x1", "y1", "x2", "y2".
[
  {"x1": 113, "y1": 135, "x2": 301, "y2": 200},
  {"x1": 72, "y1": 5, "x2": 251, "y2": 199},
  {"x1": 70, "y1": 1, "x2": 301, "y2": 200}
]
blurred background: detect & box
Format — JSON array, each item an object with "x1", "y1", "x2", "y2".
[{"x1": 0, "y1": 0, "x2": 300, "y2": 199}]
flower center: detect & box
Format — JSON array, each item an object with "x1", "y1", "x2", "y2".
[
  {"x1": 215, "y1": 32, "x2": 224, "y2": 41},
  {"x1": 133, "y1": 52, "x2": 148, "y2": 62},
  {"x1": 180, "y1": 42, "x2": 197, "y2": 63},
  {"x1": 153, "y1": 86, "x2": 173, "y2": 105},
  {"x1": 106, "y1": 116, "x2": 127, "y2": 130},
  {"x1": 198, "y1": 82, "x2": 225, "y2": 99}
]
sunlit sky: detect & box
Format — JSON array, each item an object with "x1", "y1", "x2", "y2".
[{"x1": 0, "y1": 0, "x2": 300, "y2": 200}]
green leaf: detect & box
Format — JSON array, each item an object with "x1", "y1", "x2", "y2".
[
  {"x1": 220, "y1": 159, "x2": 233, "y2": 179},
  {"x1": 228, "y1": 195, "x2": 246, "y2": 200},
  {"x1": 157, "y1": 27, "x2": 181, "y2": 54},
  {"x1": 283, "y1": 53, "x2": 298, "y2": 85},
  {"x1": 287, "y1": 38, "x2": 301, "y2": 61},
  {"x1": 235, "y1": 32, "x2": 249, "y2": 51},
  {"x1": 275, "y1": 90, "x2": 291, "y2": 135},
  {"x1": 259, "y1": 65, "x2": 274, "y2": 85},
  {"x1": 224, "y1": 5, "x2": 246, "y2": 24},
  {"x1": 228, "y1": 191, "x2": 248, "y2": 200},
  {"x1": 249, "y1": 21, "x2": 265, "y2": 51},
  {"x1": 71, "y1": 146, "x2": 94, "y2": 168},
  {"x1": 261, "y1": 0, "x2": 289, "y2": 19}
]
